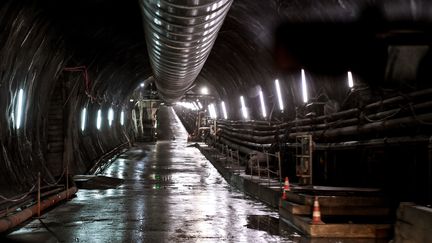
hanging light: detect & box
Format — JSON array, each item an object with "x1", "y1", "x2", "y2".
[
  {"x1": 301, "y1": 69, "x2": 308, "y2": 103},
  {"x1": 240, "y1": 96, "x2": 248, "y2": 119},
  {"x1": 259, "y1": 90, "x2": 267, "y2": 117},
  {"x1": 275, "y1": 79, "x2": 284, "y2": 110},
  {"x1": 81, "y1": 108, "x2": 87, "y2": 131},
  {"x1": 221, "y1": 101, "x2": 228, "y2": 119}
]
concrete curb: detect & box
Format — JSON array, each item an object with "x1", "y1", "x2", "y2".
[{"x1": 198, "y1": 145, "x2": 281, "y2": 209}]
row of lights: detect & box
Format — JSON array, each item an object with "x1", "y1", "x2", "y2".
[
  {"x1": 207, "y1": 70, "x2": 355, "y2": 120},
  {"x1": 81, "y1": 108, "x2": 125, "y2": 132},
  {"x1": 12, "y1": 89, "x2": 127, "y2": 132}
]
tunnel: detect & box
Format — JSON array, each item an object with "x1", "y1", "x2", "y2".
[{"x1": 1, "y1": 0, "x2": 432, "y2": 242}]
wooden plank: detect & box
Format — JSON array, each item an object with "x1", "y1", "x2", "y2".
[
  {"x1": 280, "y1": 199, "x2": 311, "y2": 215},
  {"x1": 280, "y1": 199, "x2": 390, "y2": 216},
  {"x1": 286, "y1": 192, "x2": 388, "y2": 207},
  {"x1": 320, "y1": 206, "x2": 391, "y2": 216},
  {"x1": 280, "y1": 211, "x2": 391, "y2": 238}
]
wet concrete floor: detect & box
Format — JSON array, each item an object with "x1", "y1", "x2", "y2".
[{"x1": 5, "y1": 107, "x2": 302, "y2": 242}]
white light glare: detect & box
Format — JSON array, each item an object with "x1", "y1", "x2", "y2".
[
  {"x1": 15, "y1": 89, "x2": 24, "y2": 129},
  {"x1": 108, "y1": 108, "x2": 114, "y2": 127},
  {"x1": 208, "y1": 104, "x2": 217, "y2": 119},
  {"x1": 97, "y1": 109, "x2": 102, "y2": 130},
  {"x1": 240, "y1": 96, "x2": 248, "y2": 119},
  {"x1": 129, "y1": 99, "x2": 134, "y2": 102},
  {"x1": 201, "y1": 87, "x2": 209, "y2": 95},
  {"x1": 197, "y1": 101, "x2": 203, "y2": 109},
  {"x1": 275, "y1": 79, "x2": 284, "y2": 110},
  {"x1": 259, "y1": 90, "x2": 267, "y2": 117},
  {"x1": 81, "y1": 108, "x2": 87, "y2": 131},
  {"x1": 193, "y1": 102, "x2": 199, "y2": 110},
  {"x1": 176, "y1": 102, "x2": 198, "y2": 111},
  {"x1": 347, "y1": 71, "x2": 354, "y2": 88},
  {"x1": 140, "y1": 83, "x2": 145, "y2": 87},
  {"x1": 120, "y1": 111, "x2": 125, "y2": 126},
  {"x1": 221, "y1": 101, "x2": 228, "y2": 119},
  {"x1": 301, "y1": 69, "x2": 308, "y2": 103}
]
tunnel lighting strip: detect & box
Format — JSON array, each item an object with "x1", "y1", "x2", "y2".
[
  {"x1": 275, "y1": 79, "x2": 284, "y2": 111},
  {"x1": 208, "y1": 104, "x2": 217, "y2": 119},
  {"x1": 259, "y1": 90, "x2": 267, "y2": 118},
  {"x1": 108, "y1": 108, "x2": 114, "y2": 127},
  {"x1": 81, "y1": 108, "x2": 87, "y2": 131},
  {"x1": 347, "y1": 71, "x2": 354, "y2": 88},
  {"x1": 15, "y1": 89, "x2": 24, "y2": 129},
  {"x1": 301, "y1": 69, "x2": 308, "y2": 103},
  {"x1": 221, "y1": 101, "x2": 228, "y2": 120},
  {"x1": 193, "y1": 102, "x2": 199, "y2": 111},
  {"x1": 120, "y1": 111, "x2": 125, "y2": 126},
  {"x1": 97, "y1": 109, "x2": 102, "y2": 130},
  {"x1": 177, "y1": 102, "x2": 198, "y2": 110},
  {"x1": 240, "y1": 96, "x2": 248, "y2": 119}
]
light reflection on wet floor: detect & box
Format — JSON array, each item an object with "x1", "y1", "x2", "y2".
[{"x1": 5, "y1": 107, "x2": 377, "y2": 242}]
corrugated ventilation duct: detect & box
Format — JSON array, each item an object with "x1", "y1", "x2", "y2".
[{"x1": 139, "y1": 0, "x2": 233, "y2": 103}]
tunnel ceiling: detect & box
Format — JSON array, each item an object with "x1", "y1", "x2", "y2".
[{"x1": 21, "y1": 0, "x2": 432, "y2": 103}]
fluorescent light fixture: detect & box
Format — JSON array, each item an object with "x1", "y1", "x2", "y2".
[
  {"x1": 81, "y1": 108, "x2": 87, "y2": 131},
  {"x1": 97, "y1": 109, "x2": 102, "y2": 130},
  {"x1": 177, "y1": 101, "x2": 197, "y2": 110},
  {"x1": 140, "y1": 83, "x2": 145, "y2": 87},
  {"x1": 208, "y1": 104, "x2": 217, "y2": 119},
  {"x1": 15, "y1": 89, "x2": 24, "y2": 129},
  {"x1": 301, "y1": 69, "x2": 308, "y2": 103},
  {"x1": 221, "y1": 101, "x2": 228, "y2": 119},
  {"x1": 120, "y1": 111, "x2": 124, "y2": 126},
  {"x1": 347, "y1": 71, "x2": 354, "y2": 88},
  {"x1": 201, "y1": 87, "x2": 209, "y2": 95},
  {"x1": 259, "y1": 90, "x2": 267, "y2": 117},
  {"x1": 108, "y1": 108, "x2": 114, "y2": 127},
  {"x1": 129, "y1": 99, "x2": 134, "y2": 102},
  {"x1": 240, "y1": 96, "x2": 248, "y2": 119},
  {"x1": 275, "y1": 79, "x2": 284, "y2": 110},
  {"x1": 193, "y1": 102, "x2": 199, "y2": 110},
  {"x1": 197, "y1": 101, "x2": 203, "y2": 109}
]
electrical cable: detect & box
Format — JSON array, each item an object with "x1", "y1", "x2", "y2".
[{"x1": 0, "y1": 184, "x2": 36, "y2": 202}]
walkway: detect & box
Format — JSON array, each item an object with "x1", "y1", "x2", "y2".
[{"x1": 5, "y1": 107, "x2": 297, "y2": 242}]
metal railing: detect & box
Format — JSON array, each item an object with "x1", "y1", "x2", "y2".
[
  {"x1": 250, "y1": 151, "x2": 282, "y2": 190},
  {"x1": 209, "y1": 140, "x2": 283, "y2": 190}
]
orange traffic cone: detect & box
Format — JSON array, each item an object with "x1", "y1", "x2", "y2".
[
  {"x1": 311, "y1": 196, "x2": 324, "y2": 224},
  {"x1": 284, "y1": 177, "x2": 290, "y2": 192},
  {"x1": 281, "y1": 177, "x2": 290, "y2": 200}
]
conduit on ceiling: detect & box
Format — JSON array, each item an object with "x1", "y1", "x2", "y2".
[{"x1": 139, "y1": 0, "x2": 233, "y2": 103}]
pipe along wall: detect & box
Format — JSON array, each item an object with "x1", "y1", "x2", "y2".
[{"x1": 175, "y1": 88, "x2": 432, "y2": 206}]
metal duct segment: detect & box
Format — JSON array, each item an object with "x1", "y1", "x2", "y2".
[{"x1": 140, "y1": 0, "x2": 233, "y2": 103}]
